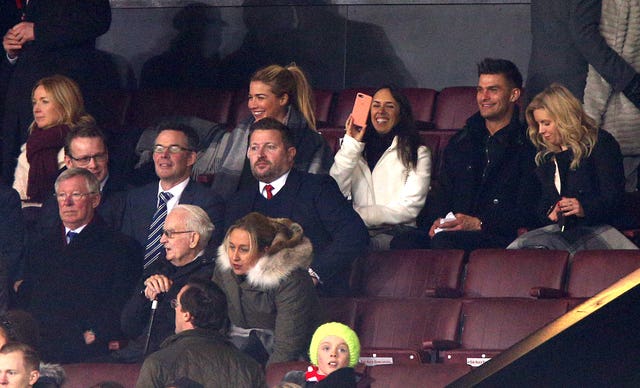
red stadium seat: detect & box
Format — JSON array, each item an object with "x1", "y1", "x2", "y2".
[
  {"x1": 567, "y1": 250, "x2": 640, "y2": 298},
  {"x1": 355, "y1": 298, "x2": 463, "y2": 364},
  {"x1": 351, "y1": 249, "x2": 464, "y2": 298},
  {"x1": 433, "y1": 87, "x2": 477, "y2": 130},
  {"x1": 464, "y1": 249, "x2": 569, "y2": 298},
  {"x1": 439, "y1": 298, "x2": 568, "y2": 365}
]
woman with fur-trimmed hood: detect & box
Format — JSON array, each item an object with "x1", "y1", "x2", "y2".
[{"x1": 213, "y1": 212, "x2": 323, "y2": 365}]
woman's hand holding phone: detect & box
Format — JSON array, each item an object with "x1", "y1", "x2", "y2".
[{"x1": 345, "y1": 115, "x2": 366, "y2": 141}]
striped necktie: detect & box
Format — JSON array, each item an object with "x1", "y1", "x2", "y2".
[{"x1": 144, "y1": 191, "x2": 173, "y2": 268}]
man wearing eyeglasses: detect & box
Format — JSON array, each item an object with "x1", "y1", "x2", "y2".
[
  {"x1": 18, "y1": 168, "x2": 142, "y2": 363},
  {"x1": 121, "y1": 123, "x2": 225, "y2": 271},
  {"x1": 120, "y1": 205, "x2": 215, "y2": 359},
  {"x1": 37, "y1": 124, "x2": 126, "y2": 231}
]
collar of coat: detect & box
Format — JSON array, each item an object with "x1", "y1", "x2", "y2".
[{"x1": 216, "y1": 236, "x2": 313, "y2": 289}]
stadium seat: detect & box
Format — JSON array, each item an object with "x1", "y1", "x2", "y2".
[
  {"x1": 328, "y1": 88, "x2": 377, "y2": 128},
  {"x1": 567, "y1": 250, "x2": 640, "y2": 298},
  {"x1": 439, "y1": 298, "x2": 568, "y2": 365},
  {"x1": 62, "y1": 363, "x2": 141, "y2": 388},
  {"x1": 401, "y1": 88, "x2": 438, "y2": 130},
  {"x1": 464, "y1": 249, "x2": 569, "y2": 298},
  {"x1": 355, "y1": 298, "x2": 463, "y2": 364},
  {"x1": 313, "y1": 89, "x2": 335, "y2": 128},
  {"x1": 433, "y1": 86, "x2": 477, "y2": 130},
  {"x1": 351, "y1": 249, "x2": 464, "y2": 298}
]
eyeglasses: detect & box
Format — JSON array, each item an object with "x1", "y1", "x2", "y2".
[
  {"x1": 55, "y1": 192, "x2": 97, "y2": 202},
  {"x1": 161, "y1": 230, "x2": 194, "y2": 239},
  {"x1": 69, "y1": 153, "x2": 107, "y2": 166},
  {"x1": 152, "y1": 145, "x2": 193, "y2": 154},
  {"x1": 170, "y1": 298, "x2": 180, "y2": 309}
]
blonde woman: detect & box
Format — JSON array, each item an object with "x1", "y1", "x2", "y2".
[
  {"x1": 13, "y1": 75, "x2": 95, "y2": 204},
  {"x1": 508, "y1": 84, "x2": 637, "y2": 253},
  {"x1": 213, "y1": 212, "x2": 322, "y2": 365}
]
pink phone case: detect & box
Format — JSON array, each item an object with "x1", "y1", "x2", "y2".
[{"x1": 351, "y1": 93, "x2": 372, "y2": 128}]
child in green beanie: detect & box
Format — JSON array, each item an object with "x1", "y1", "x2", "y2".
[{"x1": 279, "y1": 322, "x2": 362, "y2": 387}]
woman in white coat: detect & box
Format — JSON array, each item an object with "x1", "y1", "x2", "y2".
[{"x1": 330, "y1": 86, "x2": 431, "y2": 250}]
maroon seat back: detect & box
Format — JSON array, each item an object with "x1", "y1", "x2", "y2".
[
  {"x1": 440, "y1": 299, "x2": 568, "y2": 364},
  {"x1": 433, "y1": 87, "x2": 477, "y2": 130},
  {"x1": 126, "y1": 89, "x2": 234, "y2": 129},
  {"x1": 62, "y1": 363, "x2": 141, "y2": 388},
  {"x1": 352, "y1": 249, "x2": 464, "y2": 298},
  {"x1": 355, "y1": 298, "x2": 462, "y2": 360},
  {"x1": 319, "y1": 297, "x2": 358, "y2": 328},
  {"x1": 318, "y1": 127, "x2": 344, "y2": 154},
  {"x1": 313, "y1": 89, "x2": 335, "y2": 128},
  {"x1": 328, "y1": 88, "x2": 377, "y2": 128},
  {"x1": 567, "y1": 250, "x2": 640, "y2": 298},
  {"x1": 401, "y1": 88, "x2": 437, "y2": 130},
  {"x1": 464, "y1": 249, "x2": 569, "y2": 298}
]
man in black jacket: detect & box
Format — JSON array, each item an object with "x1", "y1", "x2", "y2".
[
  {"x1": 19, "y1": 168, "x2": 141, "y2": 363},
  {"x1": 136, "y1": 278, "x2": 266, "y2": 388},
  {"x1": 427, "y1": 58, "x2": 539, "y2": 251}
]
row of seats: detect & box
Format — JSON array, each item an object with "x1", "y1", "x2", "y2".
[
  {"x1": 351, "y1": 249, "x2": 640, "y2": 300},
  {"x1": 103, "y1": 86, "x2": 477, "y2": 133},
  {"x1": 312, "y1": 249, "x2": 640, "y2": 368}
]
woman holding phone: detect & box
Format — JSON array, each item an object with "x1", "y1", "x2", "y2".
[
  {"x1": 508, "y1": 84, "x2": 637, "y2": 253},
  {"x1": 212, "y1": 63, "x2": 333, "y2": 198},
  {"x1": 330, "y1": 86, "x2": 431, "y2": 250}
]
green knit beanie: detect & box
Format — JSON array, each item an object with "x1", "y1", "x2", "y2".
[{"x1": 309, "y1": 322, "x2": 360, "y2": 368}]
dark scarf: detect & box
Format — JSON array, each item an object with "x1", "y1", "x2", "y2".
[
  {"x1": 364, "y1": 127, "x2": 396, "y2": 170},
  {"x1": 26, "y1": 124, "x2": 70, "y2": 202}
]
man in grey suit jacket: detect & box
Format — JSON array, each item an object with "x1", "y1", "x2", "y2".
[
  {"x1": 527, "y1": 0, "x2": 640, "y2": 107},
  {"x1": 121, "y1": 123, "x2": 224, "y2": 269}
]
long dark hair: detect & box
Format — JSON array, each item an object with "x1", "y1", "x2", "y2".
[{"x1": 365, "y1": 85, "x2": 421, "y2": 169}]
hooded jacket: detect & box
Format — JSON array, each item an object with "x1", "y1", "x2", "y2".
[{"x1": 213, "y1": 221, "x2": 323, "y2": 364}]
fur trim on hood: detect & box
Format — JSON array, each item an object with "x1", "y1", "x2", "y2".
[{"x1": 217, "y1": 222, "x2": 313, "y2": 289}]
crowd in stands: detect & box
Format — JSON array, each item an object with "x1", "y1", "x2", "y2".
[{"x1": 0, "y1": 1, "x2": 640, "y2": 386}]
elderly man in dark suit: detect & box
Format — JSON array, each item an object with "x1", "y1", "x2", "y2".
[
  {"x1": 225, "y1": 117, "x2": 369, "y2": 297},
  {"x1": 18, "y1": 168, "x2": 142, "y2": 363},
  {"x1": 121, "y1": 123, "x2": 225, "y2": 270}
]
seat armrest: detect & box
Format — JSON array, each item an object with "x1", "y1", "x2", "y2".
[
  {"x1": 530, "y1": 287, "x2": 565, "y2": 299},
  {"x1": 424, "y1": 287, "x2": 463, "y2": 298},
  {"x1": 423, "y1": 339, "x2": 460, "y2": 351}
]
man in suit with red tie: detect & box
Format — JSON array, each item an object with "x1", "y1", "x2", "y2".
[{"x1": 18, "y1": 168, "x2": 142, "y2": 363}]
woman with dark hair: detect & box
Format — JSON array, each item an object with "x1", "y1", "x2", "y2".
[
  {"x1": 330, "y1": 86, "x2": 431, "y2": 250},
  {"x1": 213, "y1": 212, "x2": 322, "y2": 365},
  {"x1": 209, "y1": 64, "x2": 333, "y2": 199},
  {"x1": 508, "y1": 83, "x2": 637, "y2": 253}
]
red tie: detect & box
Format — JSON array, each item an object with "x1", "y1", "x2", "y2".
[{"x1": 265, "y1": 184, "x2": 274, "y2": 199}]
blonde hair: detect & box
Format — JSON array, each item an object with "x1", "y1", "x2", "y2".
[
  {"x1": 251, "y1": 63, "x2": 317, "y2": 130},
  {"x1": 29, "y1": 75, "x2": 95, "y2": 133},
  {"x1": 525, "y1": 83, "x2": 598, "y2": 169},
  {"x1": 223, "y1": 212, "x2": 304, "y2": 258}
]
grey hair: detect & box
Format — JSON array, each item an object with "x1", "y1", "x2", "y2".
[
  {"x1": 171, "y1": 204, "x2": 214, "y2": 248},
  {"x1": 54, "y1": 167, "x2": 100, "y2": 194}
]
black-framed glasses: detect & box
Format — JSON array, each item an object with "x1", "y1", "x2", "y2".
[
  {"x1": 161, "y1": 230, "x2": 194, "y2": 239},
  {"x1": 69, "y1": 153, "x2": 107, "y2": 166},
  {"x1": 152, "y1": 145, "x2": 193, "y2": 154},
  {"x1": 170, "y1": 298, "x2": 180, "y2": 309},
  {"x1": 55, "y1": 192, "x2": 97, "y2": 202}
]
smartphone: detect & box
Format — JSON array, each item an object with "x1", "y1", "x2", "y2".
[{"x1": 351, "y1": 93, "x2": 372, "y2": 128}]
